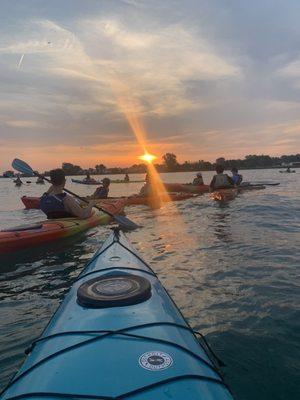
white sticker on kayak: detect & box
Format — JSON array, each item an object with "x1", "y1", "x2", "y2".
[{"x1": 139, "y1": 351, "x2": 173, "y2": 371}]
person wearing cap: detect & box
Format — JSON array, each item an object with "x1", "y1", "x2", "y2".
[
  {"x1": 92, "y1": 178, "x2": 111, "y2": 199},
  {"x1": 231, "y1": 167, "x2": 243, "y2": 186},
  {"x1": 192, "y1": 172, "x2": 204, "y2": 185},
  {"x1": 40, "y1": 168, "x2": 96, "y2": 219}
]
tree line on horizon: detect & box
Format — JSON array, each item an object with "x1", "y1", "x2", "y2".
[{"x1": 2, "y1": 153, "x2": 300, "y2": 177}]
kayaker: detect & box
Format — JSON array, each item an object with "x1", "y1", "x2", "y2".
[
  {"x1": 40, "y1": 169, "x2": 95, "y2": 219},
  {"x1": 124, "y1": 174, "x2": 130, "y2": 182},
  {"x1": 14, "y1": 175, "x2": 23, "y2": 185},
  {"x1": 92, "y1": 178, "x2": 111, "y2": 199},
  {"x1": 287, "y1": 167, "x2": 291, "y2": 173},
  {"x1": 231, "y1": 167, "x2": 243, "y2": 185},
  {"x1": 192, "y1": 173, "x2": 204, "y2": 185},
  {"x1": 139, "y1": 173, "x2": 157, "y2": 197},
  {"x1": 83, "y1": 172, "x2": 96, "y2": 183},
  {"x1": 36, "y1": 175, "x2": 45, "y2": 184},
  {"x1": 210, "y1": 165, "x2": 234, "y2": 191}
]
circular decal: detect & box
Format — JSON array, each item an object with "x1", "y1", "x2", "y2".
[{"x1": 139, "y1": 351, "x2": 173, "y2": 371}]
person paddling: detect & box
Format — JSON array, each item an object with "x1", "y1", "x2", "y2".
[
  {"x1": 192, "y1": 173, "x2": 204, "y2": 185},
  {"x1": 92, "y1": 178, "x2": 111, "y2": 199},
  {"x1": 210, "y1": 165, "x2": 234, "y2": 191},
  {"x1": 36, "y1": 175, "x2": 45, "y2": 184},
  {"x1": 83, "y1": 172, "x2": 96, "y2": 183},
  {"x1": 139, "y1": 173, "x2": 157, "y2": 197},
  {"x1": 40, "y1": 169, "x2": 95, "y2": 219},
  {"x1": 231, "y1": 167, "x2": 243, "y2": 185},
  {"x1": 14, "y1": 175, "x2": 23, "y2": 185}
]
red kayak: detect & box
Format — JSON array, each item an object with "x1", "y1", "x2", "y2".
[
  {"x1": 211, "y1": 185, "x2": 265, "y2": 201},
  {"x1": 125, "y1": 193, "x2": 194, "y2": 206},
  {"x1": 164, "y1": 183, "x2": 209, "y2": 194},
  {"x1": 21, "y1": 193, "x2": 195, "y2": 210},
  {"x1": 211, "y1": 188, "x2": 238, "y2": 201},
  {"x1": 0, "y1": 200, "x2": 126, "y2": 255}
]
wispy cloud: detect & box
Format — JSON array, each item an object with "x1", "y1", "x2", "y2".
[{"x1": 0, "y1": 1, "x2": 299, "y2": 170}]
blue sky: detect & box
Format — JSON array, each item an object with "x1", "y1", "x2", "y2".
[{"x1": 0, "y1": 0, "x2": 300, "y2": 169}]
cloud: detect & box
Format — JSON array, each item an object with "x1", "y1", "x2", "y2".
[
  {"x1": 276, "y1": 58, "x2": 300, "y2": 89},
  {"x1": 0, "y1": 0, "x2": 300, "y2": 171},
  {"x1": 4, "y1": 120, "x2": 45, "y2": 128},
  {"x1": 1, "y1": 16, "x2": 241, "y2": 116}
]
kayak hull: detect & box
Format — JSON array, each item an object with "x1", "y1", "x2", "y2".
[
  {"x1": 71, "y1": 178, "x2": 102, "y2": 185},
  {"x1": 124, "y1": 193, "x2": 195, "y2": 206},
  {"x1": 0, "y1": 230, "x2": 233, "y2": 399},
  {"x1": 21, "y1": 193, "x2": 195, "y2": 210},
  {"x1": 164, "y1": 183, "x2": 209, "y2": 194},
  {"x1": 0, "y1": 201, "x2": 125, "y2": 255}
]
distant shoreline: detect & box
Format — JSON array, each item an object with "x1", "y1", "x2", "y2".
[{"x1": 1, "y1": 165, "x2": 298, "y2": 178}]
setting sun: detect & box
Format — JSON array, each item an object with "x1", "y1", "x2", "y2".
[{"x1": 139, "y1": 153, "x2": 157, "y2": 164}]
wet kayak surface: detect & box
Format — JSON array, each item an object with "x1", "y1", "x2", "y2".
[{"x1": 0, "y1": 170, "x2": 299, "y2": 399}]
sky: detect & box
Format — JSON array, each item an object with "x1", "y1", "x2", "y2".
[{"x1": 1, "y1": 0, "x2": 300, "y2": 170}]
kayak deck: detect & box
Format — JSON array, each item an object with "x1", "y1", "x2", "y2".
[
  {"x1": 1, "y1": 230, "x2": 232, "y2": 399},
  {"x1": 211, "y1": 188, "x2": 238, "y2": 202}
]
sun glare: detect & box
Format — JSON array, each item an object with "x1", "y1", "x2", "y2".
[{"x1": 139, "y1": 153, "x2": 157, "y2": 164}]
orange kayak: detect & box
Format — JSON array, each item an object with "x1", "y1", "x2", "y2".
[
  {"x1": 211, "y1": 185, "x2": 265, "y2": 201},
  {"x1": 211, "y1": 188, "x2": 238, "y2": 201},
  {"x1": 0, "y1": 200, "x2": 125, "y2": 255},
  {"x1": 164, "y1": 183, "x2": 209, "y2": 194},
  {"x1": 21, "y1": 193, "x2": 195, "y2": 210}
]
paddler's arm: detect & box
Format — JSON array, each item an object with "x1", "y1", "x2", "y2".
[
  {"x1": 227, "y1": 175, "x2": 235, "y2": 186},
  {"x1": 45, "y1": 185, "x2": 54, "y2": 194},
  {"x1": 64, "y1": 195, "x2": 96, "y2": 219}
]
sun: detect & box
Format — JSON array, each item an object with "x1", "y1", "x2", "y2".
[{"x1": 139, "y1": 153, "x2": 157, "y2": 164}]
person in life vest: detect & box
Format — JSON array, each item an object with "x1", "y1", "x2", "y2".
[
  {"x1": 231, "y1": 167, "x2": 243, "y2": 185},
  {"x1": 40, "y1": 169, "x2": 95, "y2": 219},
  {"x1": 138, "y1": 173, "x2": 157, "y2": 197},
  {"x1": 124, "y1": 174, "x2": 130, "y2": 182},
  {"x1": 210, "y1": 165, "x2": 234, "y2": 191},
  {"x1": 92, "y1": 178, "x2": 111, "y2": 199},
  {"x1": 192, "y1": 172, "x2": 204, "y2": 185}
]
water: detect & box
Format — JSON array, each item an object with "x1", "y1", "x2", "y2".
[{"x1": 0, "y1": 170, "x2": 299, "y2": 399}]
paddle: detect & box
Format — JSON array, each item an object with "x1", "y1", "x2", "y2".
[
  {"x1": 12, "y1": 159, "x2": 140, "y2": 231},
  {"x1": 242, "y1": 181, "x2": 280, "y2": 186}
]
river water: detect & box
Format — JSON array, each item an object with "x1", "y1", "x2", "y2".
[{"x1": 0, "y1": 169, "x2": 299, "y2": 399}]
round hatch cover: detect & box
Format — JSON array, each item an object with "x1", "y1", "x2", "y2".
[
  {"x1": 77, "y1": 274, "x2": 151, "y2": 308},
  {"x1": 139, "y1": 351, "x2": 173, "y2": 371}
]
